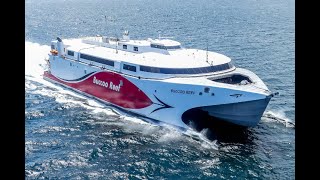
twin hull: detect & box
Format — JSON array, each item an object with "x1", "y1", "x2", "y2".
[{"x1": 44, "y1": 56, "x2": 270, "y2": 129}]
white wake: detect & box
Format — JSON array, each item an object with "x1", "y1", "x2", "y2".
[
  {"x1": 25, "y1": 41, "x2": 118, "y2": 116},
  {"x1": 25, "y1": 41, "x2": 164, "y2": 134},
  {"x1": 262, "y1": 109, "x2": 295, "y2": 128}
]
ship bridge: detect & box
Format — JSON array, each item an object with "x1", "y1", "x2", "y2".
[
  {"x1": 148, "y1": 38, "x2": 182, "y2": 50},
  {"x1": 77, "y1": 31, "x2": 182, "y2": 54}
]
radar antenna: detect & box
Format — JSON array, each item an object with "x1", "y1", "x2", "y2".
[{"x1": 123, "y1": 30, "x2": 130, "y2": 41}]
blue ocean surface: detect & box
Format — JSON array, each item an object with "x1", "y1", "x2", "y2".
[{"x1": 25, "y1": 0, "x2": 295, "y2": 179}]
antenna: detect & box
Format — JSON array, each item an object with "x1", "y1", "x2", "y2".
[
  {"x1": 206, "y1": 39, "x2": 209, "y2": 63},
  {"x1": 115, "y1": 34, "x2": 118, "y2": 54},
  {"x1": 104, "y1": 15, "x2": 107, "y2": 34},
  {"x1": 116, "y1": 41, "x2": 118, "y2": 54}
]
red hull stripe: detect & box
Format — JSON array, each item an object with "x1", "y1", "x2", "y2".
[{"x1": 43, "y1": 71, "x2": 153, "y2": 109}]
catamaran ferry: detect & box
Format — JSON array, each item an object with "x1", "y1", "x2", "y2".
[{"x1": 43, "y1": 31, "x2": 274, "y2": 129}]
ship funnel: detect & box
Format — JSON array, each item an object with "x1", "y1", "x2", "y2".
[
  {"x1": 56, "y1": 37, "x2": 65, "y2": 57},
  {"x1": 123, "y1": 30, "x2": 130, "y2": 41}
]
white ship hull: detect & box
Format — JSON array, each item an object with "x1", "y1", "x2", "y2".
[{"x1": 44, "y1": 54, "x2": 272, "y2": 129}]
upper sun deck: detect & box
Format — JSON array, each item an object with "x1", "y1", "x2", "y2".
[
  {"x1": 50, "y1": 34, "x2": 235, "y2": 78},
  {"x1": 55, "y1": 35, "x2": 231, "y2": 68}
]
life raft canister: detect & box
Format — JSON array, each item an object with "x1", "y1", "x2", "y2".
[{"x1": 50, "y1": 49, "x2": 58, "y2": 55}]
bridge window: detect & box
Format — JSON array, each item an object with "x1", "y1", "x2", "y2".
[
  {"x1": 123, "y1": 64, "x2": 136, "y2": 72},
  {"x1": 151, "y1": 44, "x2": 167, "y2": 50},
  {"x1": 134, "y1": 47, "x2": 138, "y2": 51},
  {"x1": 151, "y1": 44, "x2": 181, "y2": 50},
  {"x1": 123, "y1": 44, "x2": 127, "y2": 49},
  {"x1": 166, "y1": 45, "x2": 181, "y2": 49},
  {"x1": 67, "y1": 50, "x2": 74, "y2": 56}
]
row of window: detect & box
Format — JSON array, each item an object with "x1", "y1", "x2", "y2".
[
  {"x1": 68, "y1": 51, "x2": 233, "y2": 74},
  {"x1": 80, "y1": 53, "x2": 114, "y2": 67},
  {"x1": 78, "y1": 51, "x2": 137, "y2": 72},
  {"x1": 123, "y1": 63, "x2": 233, "y2": 74},
  {"x1": 139, "y1": 63, "x2": 234, "y2": 74}
]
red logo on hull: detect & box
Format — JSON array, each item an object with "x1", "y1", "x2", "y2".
[{"x1": 43, "y1": 71, "x2": 153, "y2": 109}]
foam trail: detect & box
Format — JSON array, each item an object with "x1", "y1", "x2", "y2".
[
  {"x1": 25, "y1": 41, "x2": 50, "y2": 78},
  {"x1": 25, "y1": 41, "x2": 117, "y2": 116},
  {"x1": 25, "y1": 41, "x2": 60, "y2": 88},
  {"x1": 263, "y1": 110, "x2": 295, "y2": 128},
  {"x1": 25, "y1": 41, "x2": 158, "y2": 126},
  {"x1": 119, "y1": 115, "x2": 150, "y2": 125},
  {"x1": 24, "y1": 41, "x2": 221, "y2": 147},
  {"x1": 184, "y1": 129, "x2": 219, "y2": 150},
  {"x1": 157, "y1": 126, "x2": 183, "y2": 142}
]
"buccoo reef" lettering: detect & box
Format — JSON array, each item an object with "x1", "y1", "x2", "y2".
[{"x1": 93, "y1": 76, "x2": 122, "y2": 92}]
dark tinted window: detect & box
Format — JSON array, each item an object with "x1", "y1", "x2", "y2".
[
  {"x1": 140, "y1": 62, "x2": 233, "y2": 74},
  {"x1": 212, "y1": 75, "x2": 252, "y2": 84},
  {"x1": 151, "y1": 44, "x2": 181, "y2": 50},
  {"x1": 151, "y1": 44, "x2": 167, "y2": 50},
  {"x1": 80, "y1": 54, "x2": 114, "y2": 67},
  {"x1": 67, "y1": 50, "x2": 74, "y2": 56},
  {"x1": 166, "y1": 45, "x2": 181, "y2": 49},
  {"x1": 123, "y1": 45, "x2": 127, "y2": 49},
  {"x1": 123, "y1": 64, "x2": 136, "y2": 72},
  {"x1": 134, "y1": 47, "x2": 138, "y2": 51}
]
